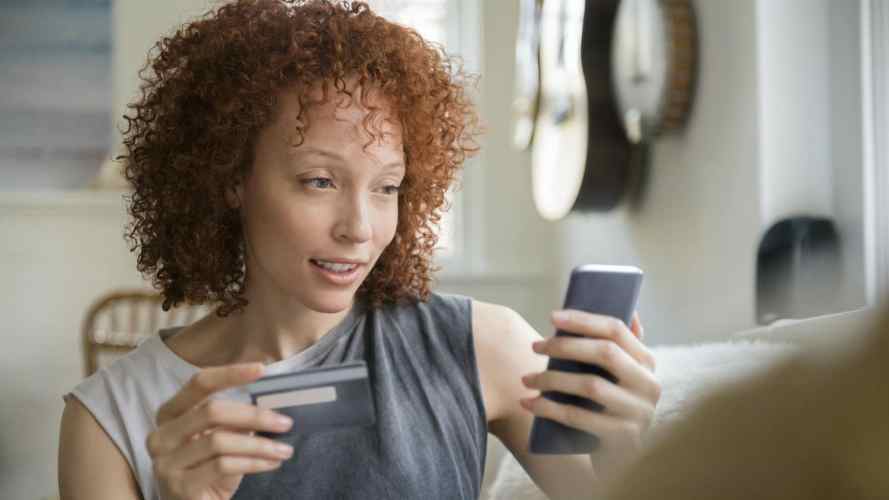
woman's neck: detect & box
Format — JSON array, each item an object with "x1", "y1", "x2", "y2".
[
  {"x1": 168, "y1": 293, "x2": 356, "y2": 368},
  {"x1": 223, "y1": 297, "x2": 354, "y2": 365}
]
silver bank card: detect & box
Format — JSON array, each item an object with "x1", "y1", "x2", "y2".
[{"x1": 247, "y1": 361, "x2": 375, "y2": 439}]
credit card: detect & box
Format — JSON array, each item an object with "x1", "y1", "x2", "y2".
[{"x1": 246, "y1": 361, "x2": 375, "y2": 438}]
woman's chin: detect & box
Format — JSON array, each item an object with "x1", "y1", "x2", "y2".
[{"x1": 301, "y1": 289, "x2": 360, "y2": 314}]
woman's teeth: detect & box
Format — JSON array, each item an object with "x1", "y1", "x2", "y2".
[{"x1": 312, "y1": 259, "x2": 358, "y2": 273}]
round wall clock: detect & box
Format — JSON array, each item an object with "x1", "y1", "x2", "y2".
[{"x1": 611, "y1": 0, "x2": 697, "y2": 144}]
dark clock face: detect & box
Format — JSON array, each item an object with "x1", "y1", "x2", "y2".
[{"x1": 611, "y1": 0, "x2": 670, "y2": 144}]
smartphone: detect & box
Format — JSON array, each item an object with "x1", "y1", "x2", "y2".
[{"x1": 528, "y1": 264, "x2": 644, "y2": 454}]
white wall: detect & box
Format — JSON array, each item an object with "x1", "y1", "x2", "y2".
[
  {"x1": 0, "y1": 194, "x2": 146, "y2": 500},
  {"x1": 757, "y1": 0, "x2": 834, "y2": 221},
  {"x1": 828, "y1": 0, "x2": 868, "y2": 313}
]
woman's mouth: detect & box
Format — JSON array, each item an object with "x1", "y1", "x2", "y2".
[
  {"x1": 311, "y1": 259, "x2": 359, "y2": 273},
  {"x1": 310, "y1": 258, "x2": 363, "y2": 285}
]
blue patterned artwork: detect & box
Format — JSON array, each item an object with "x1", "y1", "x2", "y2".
[{"x1": 0, "y1": 0, "x2": 111, "y2": 190}]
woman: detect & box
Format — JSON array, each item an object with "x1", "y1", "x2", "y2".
[{"x1": 58, "y1": 1, "x2": 660, "y2": 499}]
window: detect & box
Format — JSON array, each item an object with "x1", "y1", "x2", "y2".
[
  {"x1": 0, "y1": 0, "x2": 112, "y2": 190},
  {"x1": 364, "y1": 0, "x2": 480, "y2": 269},
  {"x1": 366, "y1": 0, "x2": 449, "y2": 45}
]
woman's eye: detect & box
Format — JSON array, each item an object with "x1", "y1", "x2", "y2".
[
  {"x1": 382, "y1": 184, "x2": 401, "y2": 195},
  {"x1": 304, "y1": 177, "x2": 334, "y2": 189}
]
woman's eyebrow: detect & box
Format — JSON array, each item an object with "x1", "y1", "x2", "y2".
[
  {"x1": 294, "y1": 146, "x2": 405, "y2": 172},
  {"x1": 294, "y1": 146, "x2": 341, "y2": 160},
  {"x1": 381, "y1": 162, "x2": 406, "y2": 173}
]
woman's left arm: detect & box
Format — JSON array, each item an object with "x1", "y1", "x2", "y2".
[{"x1": 474, "y1": 301, "x2": 660, "y2": 499}]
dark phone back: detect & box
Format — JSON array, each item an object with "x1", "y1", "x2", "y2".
[{"x1": 528, "y1": 265, "x2": 643, "y2": 454}]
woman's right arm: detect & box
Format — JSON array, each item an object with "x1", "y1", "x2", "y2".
[
  {"x1": 59, "y1": 363, "x2": 295, "y2": 500},
  {"x1": 58, "y1": 396, "x2": 143, "y2": 500}
]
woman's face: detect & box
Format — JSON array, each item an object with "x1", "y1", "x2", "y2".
[{"x1": 233, "y1": 85, "x2": 405, "y2": 313}]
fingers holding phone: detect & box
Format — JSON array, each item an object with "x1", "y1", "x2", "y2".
[
  {"x1": 548, "y1": 309, "x2": 655, "y2": 374},
  {"x1": 522, "y1": 311, "x2": 659, "y2": 440},
  {"x1": 536, "y1": 311, "x2": 659, "y2": 403}
]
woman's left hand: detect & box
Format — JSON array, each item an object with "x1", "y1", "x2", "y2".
[{"x1": 519, "y1": 310, "x2": 660, "y2": 480}]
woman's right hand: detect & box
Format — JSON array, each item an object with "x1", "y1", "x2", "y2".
[{"x1": 147, "y1": 363, "x2": 296, "y2": 500}]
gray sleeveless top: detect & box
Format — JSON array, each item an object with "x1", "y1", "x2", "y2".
[{"x1": 64, "y1": 292, "x2": 487, "y2": 500}]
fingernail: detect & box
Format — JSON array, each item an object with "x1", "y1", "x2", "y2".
[
  {"x1": 274, "y1": 415, "x2": 293, "y2": 429},
  {"x1": 532, "y1": 340, "x2": 544, "y2": 352},
  {"x1": 273, "y1": 443, "x2": 294, "y2": 457},
  {"x1": 552, "y1": 310, "x2": 569, "y2": 322}
]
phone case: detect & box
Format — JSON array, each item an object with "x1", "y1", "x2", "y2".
[
  {"x1": 247, "y1": 361, "x2": 376, "y2": 439},
  {"x1": 528, "y1": 264, "x2": 643, "y2": 454}
]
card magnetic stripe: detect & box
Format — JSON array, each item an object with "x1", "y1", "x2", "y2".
[{"x1": 246, "y1": 364, "x2": 368, "y2": 395}]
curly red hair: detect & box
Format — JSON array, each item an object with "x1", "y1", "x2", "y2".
[{"x1": 121, "y1": 0, "x2": 480, "y2": 315}]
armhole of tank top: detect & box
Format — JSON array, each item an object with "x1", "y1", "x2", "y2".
[
  {"x1": 64, "y1": 387, "x2": 141, "y2": 491},
  {"x1": 461, "y1": 296, "x2": 489, "y2": 473},
  {"x1": 460, "y1": 297, "x2": 488, "y2": 422}
]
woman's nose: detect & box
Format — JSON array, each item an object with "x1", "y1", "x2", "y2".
[{"x1": 334, "y1": 195, "x2": 373, "y2": 243}]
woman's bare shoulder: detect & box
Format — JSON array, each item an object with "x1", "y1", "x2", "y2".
[
  {"x1": 470, "y1": 300, "x2": 547, "y2": 425},
  {"x1": 59, "y1": 397, "x2": 142, "y2": 499}
]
